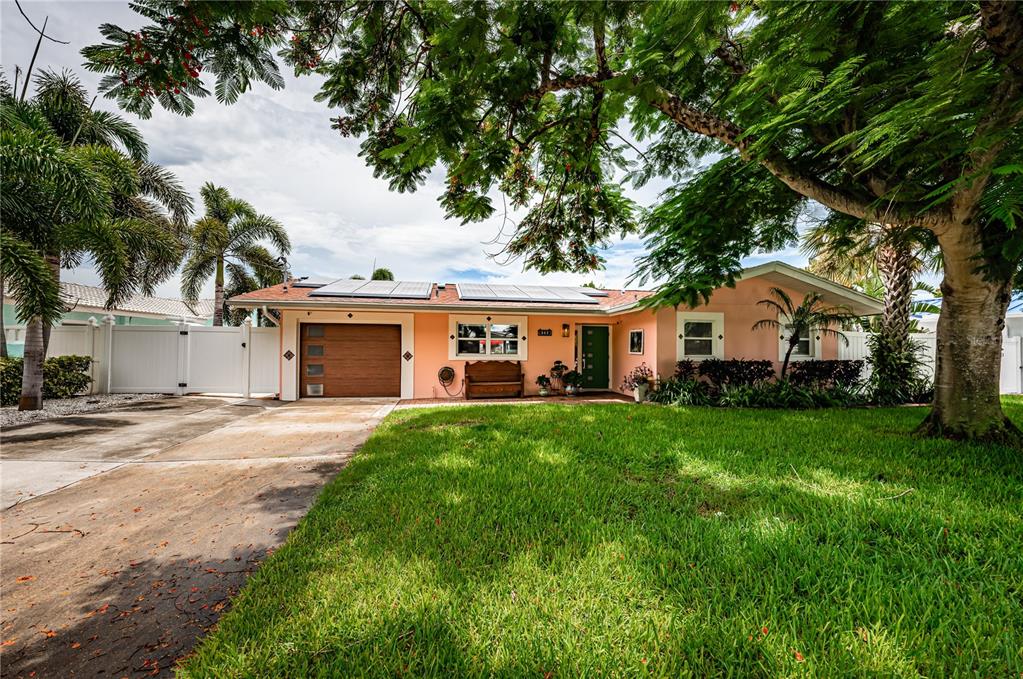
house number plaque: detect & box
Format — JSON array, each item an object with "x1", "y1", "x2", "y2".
[{"x1": 537, "y1": 328, "x2": 553, "y2": 337}]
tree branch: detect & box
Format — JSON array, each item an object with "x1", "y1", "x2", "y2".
[
  {"x1": 980, "y1": 0, "x2": 1023, "y2": 78},
  {"x1": 524, "y1": 70, "x2": 956, "y2": 233}
]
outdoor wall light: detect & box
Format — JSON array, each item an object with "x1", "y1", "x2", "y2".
[{"x1": 562, "y1": 323, "x2": 570, "y2": 338}]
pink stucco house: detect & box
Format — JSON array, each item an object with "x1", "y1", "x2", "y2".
[{"x1": 229, "y1": 260, "x2": 881, "y2": 401}]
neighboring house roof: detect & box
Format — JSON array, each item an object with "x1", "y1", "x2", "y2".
[
  {"x1": 230, "y1": 260, "x2": 883, "y2": 316},
  {"x1": 56, "y1": 282, "x2": 215, "y2": 322}
]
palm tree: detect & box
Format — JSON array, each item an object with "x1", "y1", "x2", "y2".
[
  {"x1": 222, "y1": 260, "x2": 285, "y2": 327},
  {"x1": 181, "y1": 184, "x2": 290, "y2": 326},
  {"x1": 752, "y1": 288, "x2": 854, "y2": 378},
  {"x1": 803, "y1": 216, "x2": 938, "y2": 352},
  {"x1": 2, "y1": 71, "x2": 191, "y2": 410}
]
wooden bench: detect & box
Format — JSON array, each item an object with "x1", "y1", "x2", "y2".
[{"x1": 464, "y1": 361, "x2": 524, "y2": 399}]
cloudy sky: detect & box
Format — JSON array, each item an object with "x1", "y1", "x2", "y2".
[{"x1": 2, "y1": 1, "x2": 805, "y2": 300}]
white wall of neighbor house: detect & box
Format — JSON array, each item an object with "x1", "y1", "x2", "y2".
[{"x1": 278, "y1": 309, "x2": 415, "y2": 401}]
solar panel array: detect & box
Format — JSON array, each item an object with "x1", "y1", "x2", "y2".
[
  {"x1": 292, "y1": 278, "x2": 333, "y2": 288},
  {"x1": 309, "y1": 280, "x2": 433, "y2": 299},
  {"x1": 455, "y1": 283, "x2": 601, "y2": 304}
]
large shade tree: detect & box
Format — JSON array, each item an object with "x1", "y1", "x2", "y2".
[
  {"x1": 181, "y1": 183, "x2": 290, "y2": 326},
  {"x1": 1, "y1": 71, "x2": 190, "y2": 409},
  {"x1": 84, "y1": 1, "x2": 1023, "y2": 442}
]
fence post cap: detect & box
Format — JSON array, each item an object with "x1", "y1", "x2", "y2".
[
  {"x1": 243, "y1": 317, "x2": 253, "y2": 327},
  {"x1": 102, "y1": 314, "x2": 116, "y2": 325},
  {"x1": 87, "y1": 316, "x2": 99, "y2": 327}
]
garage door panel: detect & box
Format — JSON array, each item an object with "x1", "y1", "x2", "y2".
[{"x1": 300, "y1": 324, "x2": 401, "y2": 397}]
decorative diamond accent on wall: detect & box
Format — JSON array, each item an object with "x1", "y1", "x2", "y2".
[
  {"x1": 403, "y1": 351, "x2": 413, "y2": 361},
  {"x1": 283, "y1": 350, "x2": 295, "y2": 361},
  {"x1": 347, "y1": 313, "x2": 354, "y2": 318}
]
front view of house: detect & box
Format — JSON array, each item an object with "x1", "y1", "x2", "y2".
[{"x1": 229, "y1": 261, "x2": 881, "y2": 401}]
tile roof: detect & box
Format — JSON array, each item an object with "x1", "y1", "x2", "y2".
[
  {"x1": 229, "y1": 282, "x2": 653, "y2": 313},
  {"x1": 60, "y1": 282, "x2": 215, "y2": 321}
]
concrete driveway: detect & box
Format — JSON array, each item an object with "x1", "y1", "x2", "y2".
[{"x1": 0, "y1": 396, "x2": 394, "y2": 678}]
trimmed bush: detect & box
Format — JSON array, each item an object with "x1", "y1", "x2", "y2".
[
  {"x1": 697, "y1": 358, "x2": 775, "y2": 387},
  {"x1": 649, "y1": 377, "x2": 713, "y2": 406},
  {"x1": 0, "y1": 359, "x2": 20, "y2": 407},
  {"x1": 673, "y1": 359, "x2": 698, "y2": 380},
  {"x1": 788, "y1": 359, "x2": 864, "y2": 388},
  {"x1": 717, "y1": 380, "x2": 866, "y2": 409},
  {"x1": 0, "y1": 355, "x2": 93, "y2": 406}
]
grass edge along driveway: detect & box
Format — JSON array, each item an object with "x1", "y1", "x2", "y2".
[{"x1": 180, "y1": 400, "x2": 1023, "y2": 677}]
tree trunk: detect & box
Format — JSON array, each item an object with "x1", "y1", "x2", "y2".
[
  {"x1": 876, "y1": 240, "x2": 914, "y2": 351},
  {"x1": 41, "y1": 255, "x2": 60, "y2": 356},
  {"x1": 918, "y1": 226, "x2": 1020, "y2": 444},
  {"x1": 213, "y1": 256, "x2": 225, "y2": 326},
  {"x1": 18, "y1": 318, "x2": 45, "y2": 410},
  {"x1": 780, "y1": 338, "x2": 797, "y2": 378},
  {"x1": 1, "y1": 276, "x2": 8, "y2": 359}
]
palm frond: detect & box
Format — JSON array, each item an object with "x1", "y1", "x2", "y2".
[
  {"x1": 180, "y1": 254, "x2": 217, "y2": 304},
  {"x1": 0, "y1": 231, "x2": 63, "y2": 325}
]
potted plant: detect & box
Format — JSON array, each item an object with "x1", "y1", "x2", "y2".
[
  {"x1": 535, "y1": 374, "x2": 552, "y2": 396},
  {"x1": 549, "y1": 360, "x2": 567, "y2": 394},
  {"x1": 562, "y1": 370, "x2": 582, "y2": 395},
  {"x1": 622, "y1": 363, "x2": 654, "y2": 402}
]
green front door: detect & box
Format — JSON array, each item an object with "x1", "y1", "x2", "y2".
[{"x1": 580, "y1": 325, "x2": 610, "y2": 390}]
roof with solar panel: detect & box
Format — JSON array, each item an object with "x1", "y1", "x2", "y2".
[
  {"x1": 228, "y1": 275, "x2": 649, "y2": 312},
  {"x1": 227, "y1": 261, "x2": 881, "y2": 316}
]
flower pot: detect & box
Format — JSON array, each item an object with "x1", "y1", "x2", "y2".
[
  {"x1": 565, "y1": 384, "x2": 579, "y2": 396},
  {"x1": 634, "y1": 384, "x2": 648, "y2": 402},
  {"x1": 538, "y1": 387, "x2": 550, "y2": 397}
]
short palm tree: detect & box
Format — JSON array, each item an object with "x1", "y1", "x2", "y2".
[
  {"x1": 752, "y1": 287, "x2": 854, "y2": 378},
  {"x1": 181, "y1": 183, "x2": 290, "y2": 326},
  {"x1": 2, "y1": 70, "x2": 191, "y2": 409}
]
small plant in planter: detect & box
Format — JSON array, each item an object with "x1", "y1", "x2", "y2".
[
  {"x1": 622, "y1": 363, "x2": 655, "y2": 402},
  {"x1": 562, "y1": 370, "x2": 582, "y2": 395},
  {"x1": 535, "y1": 374, "x2": 552, "y2": 396}
]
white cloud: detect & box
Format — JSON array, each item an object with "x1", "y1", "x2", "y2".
[{"x1": 2, "y1": 1, "x2": 809, "y2": 299}]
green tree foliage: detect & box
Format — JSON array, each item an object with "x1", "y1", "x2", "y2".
[
  {"x1": 371, "y1": 267, "x2": 394, "y2": 281},
  {"x1": 83, "y1": 1, "x2": 1023, "y2": 441},
  {"x1": 181, "y1": 183, "x2": 290, "y2": 326}
]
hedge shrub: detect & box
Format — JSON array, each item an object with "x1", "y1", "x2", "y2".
[
  {"x1": 787, "y1": 359, "x2": 864, "y2": 388},
  {"x1": 0, "y1": 355, "x2": 93, "y2": 406},
  {"x1": 697, "y1": 358, "x2": 775, "y2": 387}
]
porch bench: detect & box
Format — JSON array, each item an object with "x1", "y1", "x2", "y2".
[{"x1": 464, "y1": 361, "x2": 524, "y2": 399}]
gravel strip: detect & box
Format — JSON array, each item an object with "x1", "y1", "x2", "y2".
[{"x1": 0, "y1": 393, "x2": 167, "y2": 428}]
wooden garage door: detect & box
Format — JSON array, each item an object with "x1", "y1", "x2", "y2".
[{"x1": 300, "y1": 323, "x2": 401, "y2": 397}]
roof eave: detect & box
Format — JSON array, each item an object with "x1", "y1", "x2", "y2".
[
  {"x1": 737, "y1": 261, "x2": 883, "y2": 316},
  {"x1": 227, "y1": 298, "x2": 618, "y2": 315}
]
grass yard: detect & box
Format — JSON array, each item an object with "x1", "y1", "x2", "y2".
[{"x1": 181, "y1": 401, "x2": 1023, "y2": 677}]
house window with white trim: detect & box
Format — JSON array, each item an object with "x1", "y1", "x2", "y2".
[
  {"x1": 449, "y1": 316, "x2": 528, "y2": 360},
  {"x1": 677, "y1": 312, "x2": 724, "y2": 359},
  {"x1": 778, "y1": 318, "x2": 822, "y2": 361}
]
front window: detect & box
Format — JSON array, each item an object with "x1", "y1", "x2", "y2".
[
  {"x1": 677, "y1": 312, "x2": 723, "y2": 360},
  {"x1": 488, "y1": 323, "x2": 519, "y2": 355},
  {"x1": 450, "y1": 316, "x2": 527, "y2": 360},
  {"x1": 457, "y1": 323, "x2": 487, "y2": 355},
  {"x1": 682, "y1": 321, "x2": 714, "y2": 357}
]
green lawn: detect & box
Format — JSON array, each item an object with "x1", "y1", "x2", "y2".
[{"x1": 181, "y1": 401, "x2": 1023, "y2": 677}]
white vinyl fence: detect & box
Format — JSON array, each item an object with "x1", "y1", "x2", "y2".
[
  {"x1": 839, "y1": 331, "x2": 1022, "y2": 395},
  {"x1": 6, "y1": 317, "x2": 278, "y2": 397}
]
